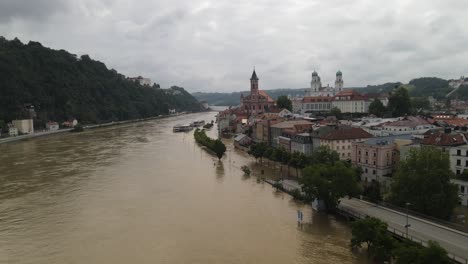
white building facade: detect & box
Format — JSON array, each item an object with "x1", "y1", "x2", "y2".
[
  {"x1": 12, "y1": 119, "x2": 34, "y2": 134},
  {"x1": 332, "y1": 90, "x2": 370, "y2": 113}
]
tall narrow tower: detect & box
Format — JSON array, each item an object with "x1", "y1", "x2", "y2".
[
  {"x1": 250, "y1": 69, "x2": 259, "y2": 94},
  {"x1": 335, "y1": 70, "x2": 343, "y2": 92},
  {"x1": 307, "y1": 70, "x2": 322, "y2": 96}
]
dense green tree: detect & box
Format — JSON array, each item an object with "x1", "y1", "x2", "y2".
[
  {"x1": 351, "y1": 217, "x2": 395, "y2": 261},
  {"x1": 394, "y1": 241, "x2": 451, "y2": 264},
  {"x1": 388, "y1": 87, "x2": 412, "y2": 117},
  {"x1": 0, "y1": 120, "x2": 7, "y2": 134},
  {"x1": 330, "y1": 107, "x2": 342, "y2": 119},
  {"x1": 368, "y1": 99, "x2": 386, "y2": 117},
  {"x1": 276, "y1": 96, "x2": 292, "y2": 111},
  {"x1": 0, "y1": 37, "x2": 201, "y2": 124},
  {"x1": 411, "y1": 97, "x2": 431, "y2": 112},
  {"x1": 213, "y1": 140, "x2": 227, "y2": 160},
  {"x1": 388, "y1": 147, "x2": 459, "y2": 219},
  {"x1": 300, "y1": 161, "x2": 360, "y2": 210},
  {"x1": 249, "y1": 142, "x2": 268, "y2": 163},
  {"x1": 289, "y1": 152, "x2": 308, "y2": 177},
  {"x1": 362, "y1": 181, "x2": 382, "y2": 203},
  {"x1": 194, "y1": 129, "x2": 226, "y2": 160},
  {"x1": 408, "y1": 77, "x2": 451, "y2": 99},
  {"x1": 311, "y1": 146, "x2": 340, "y2": 165}
]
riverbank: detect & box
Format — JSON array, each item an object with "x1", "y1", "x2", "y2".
[{"x1": 0, "y1": 112, "x2": 190, "y2": 145}]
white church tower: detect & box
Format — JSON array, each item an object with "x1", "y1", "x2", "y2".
[
  {"x1": 335, "y1": 70, "x2": 343, "y2": 92},
  {"x1": 306, "y1": 70, "x2": 322, "y2": 96}
]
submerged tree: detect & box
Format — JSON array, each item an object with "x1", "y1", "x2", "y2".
[
  {"x1": 351, "y1": 217, "x2": 395, "y2": 261},
  {"x1": 300, "y1": 161, "x2": 360, "y2": 210}
]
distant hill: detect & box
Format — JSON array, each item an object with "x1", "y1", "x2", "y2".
[
  {"x1": 195, "y1": 77, "x2": 460, "y2": 106},
  {"x1": 193, "y1": 88, "x2": 307, "y2": 106},
  {"x1": 0, "y1": 37, "x2": 201, "y2": 125}
]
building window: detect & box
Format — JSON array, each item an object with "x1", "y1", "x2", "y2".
[
  {"x1": 359, "y1": 158, "x2": 361, "y2": 163},
  {"x1": 366, "y1": 160, "x2": 368, "y2": 164},
  {"x1": 466, "y1": 160, "x2": 468, "y2": 167},
  {"x1": 373, "y1": 170, "x2": 376, "y2": 175},
  {"x1": 457, "y1": 159, "x2": 461, "y2": 166},
  {"x1": 373, "y1": 161, "x2": 376, "y2": 165},
  {"x1": 336, "y1": 146, "x2": 339, "y2": 150},
  {"x1": 461, "y1": 186, "x2": 465, "y2": 193},
  {"x1": 373, "y1": 152, "x2": 376, "y2": 157},
  {"x1": 365, "y1": 168, "x2": 368, "y2": 173},
  {"x1": 458, "y1": 149, "x2": 461, "y2": 156},
  {"x1": 457, "y1": 170, "x2": 461, "y2": 175},
  {"x1": 365, "y1": 151, "x2": 368, "y2": 156},
  {"x1": 466, "y1": 150, "x2": 468, "y2": 157},
  {"x1": 358, "y1": 150, "x2": 361, "y2": 155}
]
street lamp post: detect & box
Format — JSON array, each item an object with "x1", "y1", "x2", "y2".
[{"x1": 405, "y1": 202, "x2": 411, "y2": 238}]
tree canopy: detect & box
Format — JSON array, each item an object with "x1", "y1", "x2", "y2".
[
  {"x1": 276, "y1": 95, "x2": 292, "y2": 111},
  {"x1": 0, "y1": 37, "x2": 201, "y2": 124},
  {"x1": 194, "y1": 129, "x2": 226, "y2": 160},
  {"x1": 368, "y1": 99, "x2": 386, "y2": 117},
  {"x1": 408, "y1": 77, "x2": 451, "y2": 99},
  {"x1": 300, "y1": 161, "x2": 360, "y2": 210},
  {"x1": 388, "y1": 147, "x2": 459, "y2": 219},
  {"x1": 394, "y1": 241, "x2": 451, "y2": 264},
  {"x1": 330, "y1": 107, "x2": 342, "y2": 119},
  {"x1": 351, "y1": 217, "x2": 395, "y2": 261},
  {"x1": 388, "y1": 87, "x2": 412, "y2": 117}
]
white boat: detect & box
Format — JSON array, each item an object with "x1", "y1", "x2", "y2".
[
  {"x1": 173, "y1": 124, "x2": 193, "y2": 132},
  {"x1": 190, "y1": 120, "x2": 205, "y2": 127}
]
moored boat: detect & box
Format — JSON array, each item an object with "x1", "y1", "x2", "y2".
[
  {"x1": 173, "y1": 124, "x2": 193, "y2": 132},
  {"x1": 203, "y1": 123, "x2": 213, "y2": 129},
  {"x1": 190, "y1": 120, "x2": 205, "y2": 127}
]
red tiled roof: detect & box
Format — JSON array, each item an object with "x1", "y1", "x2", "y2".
[
  {"x1": 321, "y1": 127, "x2": 373, "y2": 140},
  {"x1": 421, "y1": 133, "x2": 466, "y2": 146},
  {"x1": 434, "y1": 118, "x2": 468, "y2": 127},
  {"x1": 258, "y1": 90, "x2": 275, "y2": 102},
  {"x1": 334, "y1": 90, "x2": 367, "y2": 101},
  {"x1": 303, "y1": 96, "x2": 333, "y2": 103}
]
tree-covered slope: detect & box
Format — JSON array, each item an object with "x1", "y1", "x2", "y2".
[{"x1": 0, "y1": 37, "x2": 201, "y2": 124}]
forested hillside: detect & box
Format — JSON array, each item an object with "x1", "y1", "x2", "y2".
[{"x1": 0, "y1": 37, "x2": 201, "y2": 124}]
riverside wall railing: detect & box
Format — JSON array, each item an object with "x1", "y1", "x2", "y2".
[
  {"x1": 336, "y1": 205, "x2": 468, "y2": 264},
  {"x1": 359, "y1": 196, "x2": 468, "y2": 233}
]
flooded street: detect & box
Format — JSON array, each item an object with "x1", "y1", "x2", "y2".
[{"x1": 0, "y1": 112, "x2": 368, "y2": 264}]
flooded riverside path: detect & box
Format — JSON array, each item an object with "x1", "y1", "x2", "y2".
[{"x1": 0, "y1": 111, "x2": 369, "y2": 264}]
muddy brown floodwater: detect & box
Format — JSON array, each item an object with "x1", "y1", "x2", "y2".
[{"x1": 0, "y1": 111, "x2": 369, "y2": 264}]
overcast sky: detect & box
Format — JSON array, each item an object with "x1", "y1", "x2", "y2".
[{"x1": 1, "y1": 0, "x2": 467, "y2": 92}]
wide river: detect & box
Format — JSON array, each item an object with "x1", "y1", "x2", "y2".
[{"x1": 0, "y1": 111, "x2": 369, "y2": 264}]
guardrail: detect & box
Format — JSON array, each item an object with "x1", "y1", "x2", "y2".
[
  {"x1": 336, "y1": 205, "x2": 468, "y2": 264},
  {"x1": 358, "y1": 196, "x2": 468, "y2": 233}
]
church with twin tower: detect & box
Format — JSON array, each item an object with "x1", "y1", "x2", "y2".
[{"x1": 305, "y1": 70, "x2": 343, "y2": 97}]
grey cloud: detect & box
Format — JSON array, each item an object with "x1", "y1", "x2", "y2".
[
  {"x1": 0, "y1": 0, "x2": 69, "y2": 22},
  {"x1": 0, "y1": 0, "x2": 468, "y2": 92}
]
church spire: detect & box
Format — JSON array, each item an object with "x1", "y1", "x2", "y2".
[
  {"x1": 250, "y1": 68, "x2": 259, "y2": 81},
  {"x1": 250, "y1": 68, "x2": 259, "y2": 93}
]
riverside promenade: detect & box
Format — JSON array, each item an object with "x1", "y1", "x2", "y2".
[{"x1": 276, "y1": 179, "x2": 468, "y2": 263}]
